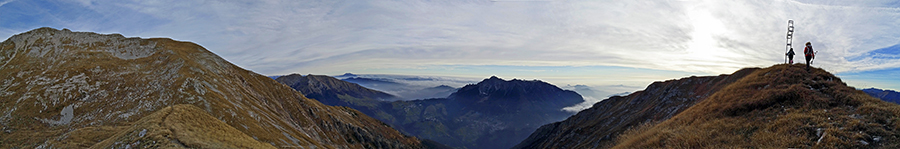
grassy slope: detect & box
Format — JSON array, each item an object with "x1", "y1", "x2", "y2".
[
  {"x1": 0, "y1": 28, "x2": 422, "y2": 148},
  {"x1": 514, "y1": 68, "x2": 757, "y2": 149},
  {"x1": 615, "y1": 64, "x2": 900, "y2": 148},
  {"x1": 89, "y1": 104, "x2": 275, "y2": 149}
]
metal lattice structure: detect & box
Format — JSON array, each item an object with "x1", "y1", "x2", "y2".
[{"x1": 785, "y1": 20, "x2": 794, "y2": 64}]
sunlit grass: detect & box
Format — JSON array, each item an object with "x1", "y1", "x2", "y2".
[{"x1": 615, "y1": 64, "x2": 900, "y2": 148}]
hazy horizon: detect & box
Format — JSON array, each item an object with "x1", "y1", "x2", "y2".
[{"x1": 2, "y1": 0, "x2": 899, "y2": 91}]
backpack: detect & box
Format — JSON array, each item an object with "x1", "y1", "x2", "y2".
[{"x1": 804, "y1": 46, "x2": 814, "y2": 57}]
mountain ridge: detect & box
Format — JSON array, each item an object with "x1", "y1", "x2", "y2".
[
  {"x1": 616, "y1": 64, "x2": 900, "y2": 148},
  {"x1": 276, "y1": 74, "x2": 398, "y2": 102},
  {"x1": 514, "y1": 64, "x2": 900, "y2": 148},
  {"x1": 863, "y1": 88, "x2": 900, "y2": 105},
  {"x1": 514, "y1": 67, "x2": 758, "y2": 148},
  {"x1": 0, "y1": 27, "x2": 426, "y2": 148}
]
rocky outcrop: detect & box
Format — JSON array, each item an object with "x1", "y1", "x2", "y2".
[{"x1": 0, "y1": 27, "x2": 424, "y2": 148}]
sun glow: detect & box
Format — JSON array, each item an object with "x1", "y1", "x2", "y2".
[{"x1": 684, "y1": 3, "x2": 728, "y2": 63}]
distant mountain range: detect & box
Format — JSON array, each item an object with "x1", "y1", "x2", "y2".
[
  {"x1": 862, "y1": 88, "x2": 900, "y2": 104},
  {"x1": 272, "y1": 73, "x2": 636, "y2": 111},
  {"x1": 0, "y1": 28, "x2": 431, "y2": 148},
  {"x1": 277, "y1": 75, "x2": 584, "y2": 149},
  {"x1": 334, "y1": 73, "x2": 475, "y2": 100},
  {"x1": 517, "y1": 64, "x2": 900, "y2": 148},
  {"x1": 274, "y1": 74, "x2": 404, "y2": 131},
  {"x1": 276, "y1": 74, "x2": 399, "y2": 102}
]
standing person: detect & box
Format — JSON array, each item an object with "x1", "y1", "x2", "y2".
[
  {"x1": 804, "y1": 42, "x2": 814, "y2": 71},
  {"x1": 786, "y1": 48, "x2": 795, "y2": 64}
]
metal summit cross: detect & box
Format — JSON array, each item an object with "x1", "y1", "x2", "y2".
[{"x1": 785, "y1": 20, "x2": 794, "y2": 64}]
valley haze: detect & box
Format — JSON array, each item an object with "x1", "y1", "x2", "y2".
[
  {"x1": 2, "y1": 0, "x2": 900, "y2": 91},
  {"x1": 272, "y1": 73, "x2": 642, "y2": 112}
]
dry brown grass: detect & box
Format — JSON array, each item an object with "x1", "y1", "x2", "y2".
[
  {"x1": 91, "y1": 104, "x2": 276, "y2": 148},
  {"x1": 614, "y1": 64, "x2": 900, "y2": 148},
  {"x1": 1, "y1": 28, "x2": 424, "y2": 148},
  {"x1": 44, "y1": 126, "x2": 129, "y2": 148}
]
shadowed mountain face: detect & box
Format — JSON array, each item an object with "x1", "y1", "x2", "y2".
[
  {"x1": 0, "y1": 28, "x2": 425, "y2": 148},
  {"x1": 274, "y1": 74, "x2": 406, "y2": 133},
  {"x1": 520, "y1": 64, "x2": 900, "y2": 148},
  {"x1": 276, "y1": 74, "x2": 399, "y2": 103},
  {"x1": 448, "y1": 76, "x2": 583, "y2": 124},
  {"x1": 863, "y1": 88, "x2": 900, "y2": 104},
  {"x1": 514, "y1": 68, "x2": 758, "y2": 149},
  {"x1": 278, "y1": 75, "x2": 583, "y2": 149},
  {"x1": 422, "y1": 76, "x2": 583, "y2": 149}
]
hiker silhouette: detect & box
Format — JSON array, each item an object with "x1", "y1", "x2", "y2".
[
  {"x1": 786, "y1": 48, "x2": 795, "y2": 64},
  {"x1": 804, "y1": 42, "x2": 815, "y2": 71}
]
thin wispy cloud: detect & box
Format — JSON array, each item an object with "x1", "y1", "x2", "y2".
[
  {"x1": 1, "y1": 0, "x2": 899, "y2": 90},
  {"x1": 0, "y1": 0, "x2": 13, "y2": 7}
]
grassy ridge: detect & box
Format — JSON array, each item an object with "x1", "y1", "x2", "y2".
[
  {"x1": 616, "y1": 64, "x2": 900, "y2": 148},
  {"x1": 0, "y1": 27, "x2": 424, "y2": 148}
]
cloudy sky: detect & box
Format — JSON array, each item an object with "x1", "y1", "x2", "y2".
[{"x1": 2, "y1": 0, "x2": 899, "y2": 91}]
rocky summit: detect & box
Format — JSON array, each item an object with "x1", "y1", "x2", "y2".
[{"x1": 0, "y1": 27, "x2": 426, "y2": 148}]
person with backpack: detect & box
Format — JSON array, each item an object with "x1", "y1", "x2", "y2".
[
  {"x1": 786, "y1": 48, "x2": 795, "y2": 64},
  {"x1": 804, "y1": 42, "x2": 815, "y2": 71}
]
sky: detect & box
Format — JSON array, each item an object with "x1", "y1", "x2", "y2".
[{"x1": 2, "y1": 0, "x2": 900, "y2": 91}]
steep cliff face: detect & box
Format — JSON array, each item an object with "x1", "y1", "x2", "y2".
[
  {"x1": 0, "y1": 28, "x2": 423, "y2": 148},
  {"x1": 514, "y1": 68, "x2": 757, "y2": 149}
]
